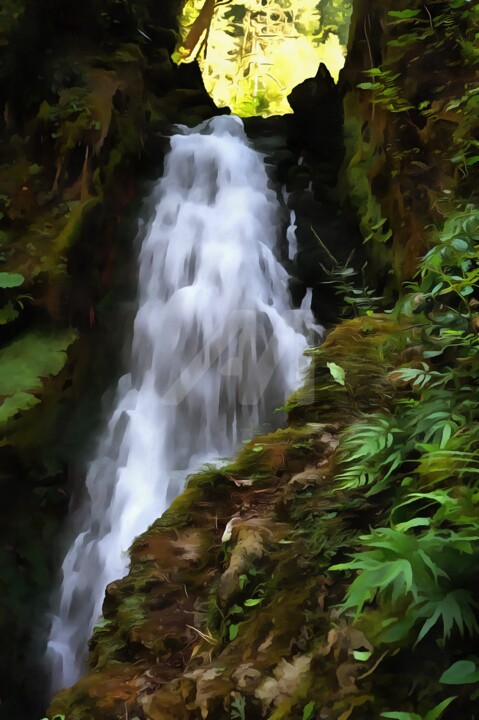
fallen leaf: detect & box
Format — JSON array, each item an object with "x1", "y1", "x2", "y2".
[{"x1": 326, "y1": 361, "x2": 346, "y2": 386}]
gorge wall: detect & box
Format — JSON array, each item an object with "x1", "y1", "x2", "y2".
[{"x1": 0, "y1": 1, "x2": 219, "y2": 715}]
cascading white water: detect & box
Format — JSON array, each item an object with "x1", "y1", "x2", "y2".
[{"x1": 46, "y1": 114, "x2": 320, "y2": 692}]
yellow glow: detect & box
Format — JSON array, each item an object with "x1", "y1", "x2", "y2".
[{"x1": 175, "y1": 0, "x2": 349, "y2": 117}]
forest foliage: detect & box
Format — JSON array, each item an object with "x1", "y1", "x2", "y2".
[{"x1": 173, "y1": 0, "x2": 352, "y2": 115}]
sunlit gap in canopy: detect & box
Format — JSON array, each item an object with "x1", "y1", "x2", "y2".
[{"x1": 173, "y1": 0, "x2": 352, "y2": 117}]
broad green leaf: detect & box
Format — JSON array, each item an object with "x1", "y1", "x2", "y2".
[
  {"x1": 0, "y1": 271, "x2": 24, "y2": 288},
  {"x1": 440, "y1": 659, "x2": 479, "y2": 684},
  {"x1": 326, "y1": 361, "x2": 346, "y2": 386},
  {"x1": 0, "y1": 328, "x2": 77, "y2": 426},
  {"x1": 229, "y1": 624, "x2": 239, "y2": 641}
]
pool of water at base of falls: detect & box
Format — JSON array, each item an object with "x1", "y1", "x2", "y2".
[{"x1": 45, "y1": 113, "x2": 322, "y2": 693}]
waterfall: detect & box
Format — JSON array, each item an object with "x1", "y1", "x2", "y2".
[{"x1": 45, "y1": 114, "x2": 320, "y2": 693}]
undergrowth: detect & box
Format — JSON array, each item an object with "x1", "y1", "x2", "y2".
[{"x1": 318, "y1": 201, "x2": 479, "y2": 715}]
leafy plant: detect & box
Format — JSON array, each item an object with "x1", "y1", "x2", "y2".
[
  {"x1": 357, "y1": 68, "x2": 413, "y2": 114},
  {"x1": 331, "y1": 526, "x2": 479, "y2": 644},
  {"x1": 334, "y1": 409, "x2": 409, "y2": 495}
]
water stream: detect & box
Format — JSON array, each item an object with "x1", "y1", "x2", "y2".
[{"x1": 46, "y1": 114, "x2": 320, "y2": 692}]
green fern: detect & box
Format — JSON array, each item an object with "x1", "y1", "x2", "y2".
[
  {"x1": 331, "y1": 527, "x2": 479, "y2": 643},
  {"x1": 335, "y1": 412, "x2": 408, "y2": 491}
]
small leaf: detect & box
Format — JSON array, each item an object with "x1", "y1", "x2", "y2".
[
  {"x1": 252, "y1": 445, "x2": 263, "y2": 452},
  {"x1": 244, "y1": 598, "x2": 263, "y2": 607},
  {"x1": 230, "y1": 604, "x2": 244, "y2": 616},
  {"x1": 0, "y1": 301, "x2": 19, "y2": 325},
  {"x1": 302, "y1": 701, "x2": 315, "y2": 720},
  {"x1": 388, "y1": 9, "x2": 421, "y2": 18},
  {"x1": 28, "y1": 163, "x2": 42, "y2": 175},
  {"x1": 238, "y1": 574, "x2": 248, "y2": 589},
  {"x1": 394, "y1": 517, "x2": 430, "y2": 532},
  {"x1": 358, "y1": 82, "x2": 381, "y2": 90},
  {"x1": 353, "y1": 650, "x2": 373, "y2": 661},
  {"x1": 451, "y1": 238, "x2": 469, "y2": 251},
  {"x1": 229, "y1": 624, "x2": 239, "y2": 641},
  {"x1": 440, "y1": 423, "x2": 453, "y2": 449},
  {"x1": 327, "y1": 361, "x2": 346, "y2": 386}
]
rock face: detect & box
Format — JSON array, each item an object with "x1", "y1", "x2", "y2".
[{"x1": 242, "y1": 113, "x2": 362, "y2": 324}]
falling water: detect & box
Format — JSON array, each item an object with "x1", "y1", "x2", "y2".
[{"x1": 46, "y1": 115, "x2": 320, "y2": 692}]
